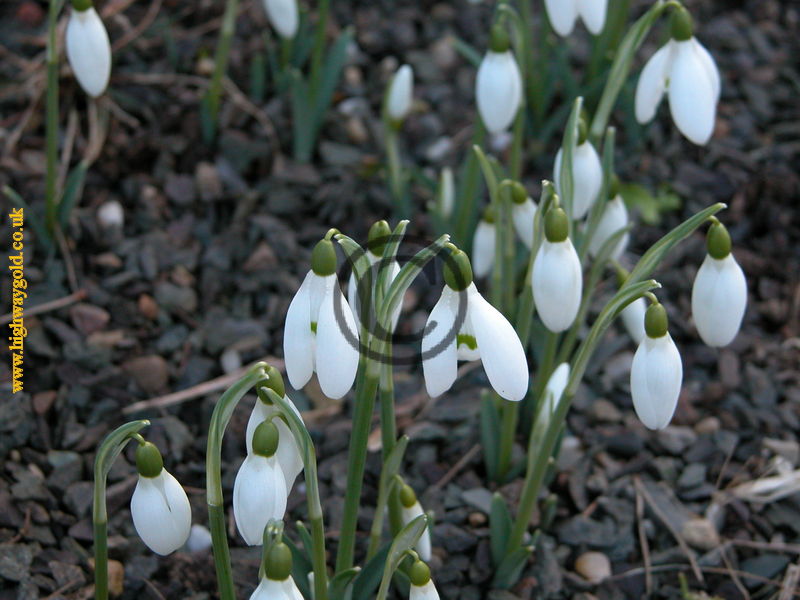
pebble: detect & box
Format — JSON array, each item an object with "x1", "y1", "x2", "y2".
[
  {"x1": 97, "y1": 200, "x2": 125, "y2": 229},
  {"x1": 591, "y1": 399, "x2": 622, "y2": 423},
  {"x1": 0, "y1": 543, "x2": 33, "y2": 581},
  {"x1": 69, "y1": 303, "x2": 110, "y2": 336},
  {"x1": 575, "y1": 551, "x2": 611, "y2": 583},
  {"x1": 681, "y1": 517, "x2": 720, "y2": 551},
  {"x1": 195, "y1": 161, "x2": 223, "y2": 202},
  {"x1": 677, "y1": 463, "x2": 707, "y2": 490},
  {"x1": 694, "y1": 416, "x2": 721, "y2": 435},
  {"x1": 656, "y1": 426, "x2": 698, "y2": 455},
  {"x1": 122, "y1": 355, "x2": 169, "y2": 394}
]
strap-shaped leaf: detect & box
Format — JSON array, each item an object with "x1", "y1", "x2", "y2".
[
  {"x1": 473, "y1": 145, "x2": 499, "y2": 204},
  {"x1": 492, "y1": 545, "x2": 533, "y2": 588},
  {"x1": 558, "y1": 96, "x2": 583, "y2": 222},
  {"x1": 490, "y1": 493, "x2": 512, "y2": 566},
  {"x1": 367, "y1": 436, "x2": 410, "y2": 559},
  {"x1": 480, "y1": 394, "x2": 501, "y2": 481},
  {"x1": 351, "y1": 542, "x2": 391, "y2": 600},
  {"x1": 58, "y1": 160, "x2": 88, "y2": 229},
  {"x1": 328, "y1": 567, "x2": 361, "y2": 600},
  {"x1": 375, "y1": 515, "x2": 429, "y2": 600}
]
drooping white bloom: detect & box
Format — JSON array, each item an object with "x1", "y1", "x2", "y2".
[
  {"x1": 620, "y1": 297, "x2": 646, "y2": 344},
  {"x1": 476, "y1": 50, "x2": 523, "y2": 134},
  {"x1": 554, "y1": 142, "x2": 603, "y2": 220},
  {"x1": 471, "y1": 219, "x2": 496, "y2": 279},
  {"x1": 438, "y1": 167, "x2": 455, "y2": 219},
  {"x1": 410, "y1": 580, "x2": 441, "y2": 600},
  {"x1": 387, "y1": 64, "x2": 414, "y2": 122},
  {"x1": 246, "y1": 399, "x2": 304, "y2": 491},
  {"x1": 233, "y1": 454, "x2": 288, "y2": 545},
  {"x1": 130, "y1": 468, "x2": 192, "y2": 555},
  {"x1": 544, "y1": 0, "x2": 608, "y2": 36},
  {"x1": 422, "y1": 283, "x2": 528, "y2": 401},
  {"x1": 692, "y1": 254, "x2": 747, "y2": 347},
  {"x1": 262, "y1": 0, "x2": 299, "y2": 39},
  {"x1": 250, "y1": 576, "x2": 304, "y2": 600},
  {"x1": 65, "y1": 7, "x2": 111, "y2": 98},
  {"x1": 635, "y1": 38, "x2": 720, "y2": 145},
  {"x1": 284, "y1": 271, "x2": 360, "y2": 399},
  {"x1": 532, "y1": 238, "x2": 583, "y2": 332},
  {"x1": 512, "y1": 197, "x2": 538, "y2": 249},
  {"x1": 401, "y1": 500, "x2": 432, "y2": 561},
  {"x1": 588, "y1": 195, "x2": 629, "y2": 260}
]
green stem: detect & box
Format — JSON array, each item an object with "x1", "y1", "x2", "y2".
[
  {"x1": 206, "y1": 362, "x2": 269, "y2": 600},
  {"x1": 309, "y1": 0, "x2": 330, "y2": 98},
  {"x1": 454, "y1": 124, "x2": 486, "y2": 248},
  {"x1": 496, "y1": 399, "x2": 518, "y2": 480},
  {"x1": 386, "y1": 126, "x2": 408, "y2": 218},
  {"x1": 379, "y1": 352, "x2": 404, "y2": 537},
  {"x1": 45, "y1": 0, "x2": 60, "y2": 235},
  {"x1": 509, "y1": 107, "x2": 524, "y2": 181},
  {"x1": 204, "y1": 0, "x2": 240, "y2": 142}
]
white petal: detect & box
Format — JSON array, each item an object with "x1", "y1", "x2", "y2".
[
  {"x1": 438, "y1": 168, "x2": 455, "y2": 219},
  {"x1": 467, "y1": 285, "x2": 529, "y2": 401},
  {"x1": 544, "y1": 0, "x2": 578, "y2": 36},
  {"x1": 130, "y1": 470, "x2": 191, "y2": 555},
  {"x1": 233, "y1": 455, "x2": 288, "y2": 545},
  {"x1": 315, "y1": 276, "x2": 360, "y2": 399},
  {"x1": 65, "y1": 8, "x2": 111, "y2": 98},
  {"x1": 476, "y1": 51, "x2": 523, "y2": 134},
  {"x1": 401, "y1": 501, "x2": 431, "y2": 561},
  {"x1": 250, "y1": 577, "x2": 292, "y2": 600},
  {"x1": 387, "y1": 64, "x2": 414, "y2": 122},
  {"x1": 246, "y1": 399, "x2": 305, "y2": 491},
  {"x1": 532, "y1": 240, "x2": 583, "y2": 332},
  {"x1": 630, "y1": 334, "x2": 683, "y2": 430},
  {"x1": 410, "y1": 580, "x2": 441, "y2": 600},
  {"x1": 387, "y1": 259, "x2": 403, "y2": 332},
  {"x1": 620, "y1": 297, "x2": 646, "y2": 345},
  {"x1": 471, "y1": 220, "x2": 496, "y2": 279},
  {"x1": 284, "y1": 272, "x2": 315, "y2": 390},
  {"x1": 284, "y1": 577, "x2": 305, "y2": 600},
  {"x1": 691, "y1": 254, "x2": 747, "y2": 347},
  {"x1": 668, "y1": 39, "x2": 717, "y2": 145},
  {"x1": 635, "y1": 42, "x2": 673, "y2": 124},
  {"x1": 577, "y1": 0, "x2": 608, "y2": 34},
  {"x1": 422, "y1": 287, "x2": 459, "y2": 398},
  {"x1": 512, "y1": 198, "x2": 538, "y2": 249},
  {"x1": 543, "y1": 362, "x2": 570, "y2": 416},
  {"x1": 588, "y1": 195, "x2": 629, "y2": 260},
  {"x1": 692, "y1": 38, "x2": 721, "y2": 101},
  {"x1": 571, "y1": 141, "x2": 603, "y2": 220},
  {"x1": 263, "y1": 0, "x2": 298, "y2": 39}
]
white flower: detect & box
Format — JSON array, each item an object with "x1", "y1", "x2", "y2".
[
  {"x1": 543, "y1": 363, "x2": 570, "y2": 417},
  {"x1": 588, "y1": 195, "x2": 629, "y2": 260},
  {"x1": 284, "y1": 271, "x2": 360, "y2": 399},
  {"x1": 246, "y1": 399, "x2": 304, "y2": 491},
  {"x1": 635, "y1": 38, "x2": 720, "y2": 145},
  {"x1": 401, "y1": 500, "x2": 432, "y2": 561},
  {"x1": 262, "y1": 0, "x2": 298, "y2": 39},
  {"x1": 347, "y1": 254, "x2": 401, "y2": 332},
  {"x1": 250, "y1": 576, "x2": 304, "y2": 600},
  {"x1": 410, "y1": 580, "x2": 441, "y2": 600},
  {"x1": 476, "y1": 50, "x2": 522, "y2": 134},
  {"x1": 65, "y1": 7, "x2": 111, "y2": 98},
  {"x1": 438, "y1": 168, "x2": 455, "y2": 219},
  {"x1": 544, "y1": 0, "x2": 608, "y2": 36},
  {"x1": 130, "y1": 468, "x2": 192, "y2": 555},
  {"x1": 422, "y1": 283, "x2": 528, "y2": 401},
  {"x1": 554, "y1": 142, "x2": 603, "y2": 220},
  {"x1": 512, "y1": 197, "x2": 538, "y2": 249},
  {"x1": 692, "y1": 254, "x2": 746, "y2": 347},
  {"x1": 630, "y1": 313, "x2": 683, "y2": 430},
  {"x1": 233, "y1": 454, "x2": 288, "y2": 545},
  {"x1": 620, "y1": 297, "x2": 646, "y2": 344},
  {"x1": 471, "y1": 219, "x2": 496, "y2": 279},
  {"x1": 532, "y1": 238, "x2": 582, "y2": 332},
  {"x1": 387, "y1": 64, "x2": 414, "y2": 122}
]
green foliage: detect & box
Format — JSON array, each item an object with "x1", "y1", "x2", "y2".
[{"x1": 620, "y1": 182, "x2": 682, "y2": 225}]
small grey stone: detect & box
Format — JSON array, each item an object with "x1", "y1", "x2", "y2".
[
  {"x1": 678, "y1": 463, "x2": 707, "y2": 490},
  {"x1": 64, "y1": 481, "x2": 94, "y2": 518},
  {"x1": 461, "y1": 488, "x2": 493, "y2": 514},
  {"x1": 0, "y1": 543, "x2": 33, "y2": 581}
]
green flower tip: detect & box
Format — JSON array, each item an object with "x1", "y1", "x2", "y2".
[
  {"x1": 399, "y1": 483, "x2": 418, "y2": 508},
  {"x1": 577, "y1": 117, "x2": 589, "y2": 146},
  {"x1": 608, "y1": 175, "x2": 620, "y2": 199},
  {"x1": 71, "y1": 0, "x2": 93, "y2": 11},
  {"x1": 510, "y1": 181, "x2": 528, "y2": 205},
  {"x1": 368, "y1": 220, "x2": 392, "y2": 257},
  {"x1": 482, "y1": 204, "x2": 497, "y2": 224},
  {"x1": 644, "y1": 302, "x2": 669, "y2": 338},
  {"x1": 706, "y1": 221, "x2": 731, "y2": 259},
  {"x1": 670, "y1": 6, "x2": 693, "y2": 41},
  {"x1": 489, "y1": 23, "x2": 510, "y2": 53},
  {"x1": 443, "y1": 246, "x2": 473, "y2": 292},
  {"x1": 409, "y1": 560, "x2": 431, "y2": 587},
  {"x1": 264, "y1": 542, "x2": 293, "y2": 581},
  {"x1": 544, "y1": 207, "x2": 569, "y2": 243},
  {"x1": 261, "y1": 365, "x2": 286, "y2": 400},
  {"x1": 311, "y1": 239, "x2": 337, "y2": 276},
  {"x1": 252, "y1": 421, "x2": 280, "y2": 458},
  {"x1": 135, "y1": 442, "x2": 163, "y2": 478}
]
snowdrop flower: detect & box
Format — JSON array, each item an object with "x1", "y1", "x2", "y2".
[
  {"x1": 284, "y1": 237, "x2": 360, "y2": 399},
  {"x1": 630, "y1": 301, "x2": 683, "y2": 430},
  {"x1": 471, "y1": 208, "x2": 496, "y2": 279},
  {"x1": 400, "y1": 483, "x2": 431, "y2": 561},
  {"x1": 386, "y1": 64, "x2": 414, "y2": 124},
  {"x1": 634, "y1": 7, "x2": 720, "y2": 145},
  {"x1": 130, "y1": 442, "x2": 191, "y2": 555},
  {"x1": 588, "y1": 189, "x2": 629, "y2": 260},
  {"x1": 437, "y1": 168, "x2": 455, "y2": 219},
  {"x1": 620, "y1": 297, "x2": 646, "y2": 344},
  {"x1": 533, "y1": 363, "x2": 570, "y2": 438},
  {"x1": 691, "y1": 221, "x2": 747, "y2": 347},
  {"x1": 234, "y1": 421, "x2": 288, "y2": 545},
  {"x1": 532, "y1": 207, "x2": 583, "y2": 332},
  {"x1": 262, "y1": 0, "x2": 298, "y2": 40},
  {"x1": 250, "y1": 542, "x2": 304, "y2": 600},
  {"x1": 476, "y1": 25, "x2": 523, "y2": 134},
  {"x1": 409, "y1": 559, "x2": 440, "y2": 600},
  {"x1": 544, "y1": 0, "x2": 608, "y2": 36},
  {"x1": 510, "y1": 181, "x2": 537, "y2": 249},
  {"x1": 553, "y1": 132, "x2": 603, "y2": 220},
  {"x1": 422, "y1": 246, "x2": 528, "y2": 401},
  {"x1": 65, "y1": 1, "x2": 111, "y2": 98},
  {"x1": 246, "y1": 368, "x2": 303, "y2": 492}
]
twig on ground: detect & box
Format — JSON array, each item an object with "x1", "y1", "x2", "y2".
[
  {"x1": 634, "y1": 477, "x2": 653, "y2": 596},
  {"x1": 430, "y1": 444, "x2": 481, "y2": 492},
  {"x1": 0, "y1": 289, "x2": 87, "y2": 325}
]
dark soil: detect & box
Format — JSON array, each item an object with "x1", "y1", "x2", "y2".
[{"x1": 1, "y1": 0, "x2": 799, "y2": 599}]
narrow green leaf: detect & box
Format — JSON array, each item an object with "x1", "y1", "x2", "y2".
[
  {"x1": 351, "y1": 543, "x2": 391, "y2": 600},
  {"x1": 480, "y1": 394, "x2": 500, "y2": 481},
  {"x1": 473, "y1": 145, "x2": 499, "y2": 204},
  {"x1": 367, "y1": 436, "x2": 410, "y2": 558},
  {"x1": 450, "y1": 35, "x2": 482, "y2": 69},
  {"x1": 375, "y1": 515, "x2": 428, "y2": 600},
  {"x1": 328, "y1": 567, "x2": 360, "y2": 599},
  {"x1": 492, "y1": 545, "x2": 533, "y2": 588},
  {"x1": 58, "y1": 160, "x2": 88, "y2": 229},
  {"x1": 558, "y1": 96, "x2": 583, "y2": 221},
  {"x1": 489, "y1": 493, "x2": 512, "y2": 566},
  {"x1": 3, "y1": 185, "x2": 51, "y2": 249}
]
